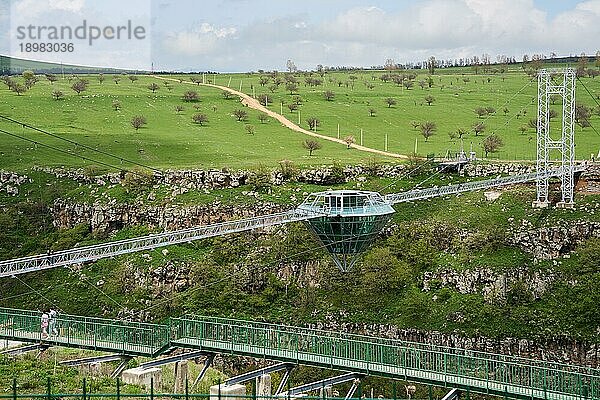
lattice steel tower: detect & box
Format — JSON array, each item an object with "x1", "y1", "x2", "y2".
[{"x1": 534, "y1": 68, "x2": 576, "y2": 208}]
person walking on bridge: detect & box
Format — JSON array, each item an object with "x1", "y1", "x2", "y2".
[
  {"x1": 48, "y1": 309, "x2": 58, "y2": 337},
  {"x1": 40, "y1": 311, "x2": 49, "y2": 339}
]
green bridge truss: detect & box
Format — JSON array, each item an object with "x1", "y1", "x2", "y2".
[{"x1": 1, "y1": 308, "x2": 598, "y2": 400}]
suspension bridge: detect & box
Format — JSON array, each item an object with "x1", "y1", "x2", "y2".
[
  {"x1": 1, "y1": 307, "x2": 598, "y2": 400},
  {"x1": 0, "y1": 68, "x2": 593, "y2": 399}
]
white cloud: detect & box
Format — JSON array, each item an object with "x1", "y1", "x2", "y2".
[
  {"x1": 164, "y1": 23, "x2": 237, "y2": 56},
  {"x1": 154, "y1": 0, "x2": 600, "y2": 71},
  {"x1": 13, "y1": 0, "x2": 84, "y2": 17}
]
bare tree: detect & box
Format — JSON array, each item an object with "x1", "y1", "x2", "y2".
[
  {"x1": 192, "y1": 113, "x2": 208, "y2": 126},
  {"x1": 45, "y1": 74, "x2": 58, "y2": 84},
  {"x1": 368, "y1": 108, "x2": 376, "y2": 117},
  {"x1": 474, "y1": 107, "x2": 488, "y2": 118},
  {"x1": 257, "y1": 94, "x2": 272, "y2": 106},
  {"x1": 385, "y1": 97, "x2": 397, "y2": 108},
  {"x1": 286, "y1": 82, "x2": 298, "y2": 94},
  {"x1": 403, "y1": 80, "x2": 414, "y2": 90},
  {"x1": 323, "y1": 90, "x2": 335, "y2": 101},
  {"x1": 306, "y1": 117, "x2": 320, "y2": 131},
  {"x1": 287, "y1": 103, "x2": 298, "y2": 113},
  {"x1": 343, "y1": 135, "x2": 356, "y2": 149},
  {"x1": 128, "y1": 75, "x2": 138, "y2": 83},
  {"x1": 113, "y1": 76, "x2": 121, "y2": 84},
  {"x1": 147, "y1": 82, "x2": 160, "y2": 93},
  {"x1": 418, "y1": 80, "x2": 426, "y2": 89},
  {"x1": 245, "y1": 124, "x2": 256, "y2": 135},
  {"x1": 112, "y1": 100, "x2": 121, "y2": 111},
  {"x1": 456, "y1": 128, "x2": 468, "y2": 139},
  {"x1": 485, "y1": 107, "x2": 496, "y2": 115},
  {"x1": 420, "y1": 121, "x2": 437, "y2": 141},
  {"x1": 233, "y1": 109, "x2": 248, "y2": 121},
  {"x1": 483, "y1": 134, "x2": 504, "y2": 157},
  {"x1": 302, "y1": 139, "x2": 322, "y2": 156},
  {"x1": 258, "y1": 114, "x2": 268, "y2": 123},
  {"x1": 98, "y1": 74, "x2": 105, "y2": 84},
  {"x1": 286, "y1": 59, "x2": 297, "y2": 73},
  {"x1": 182, "y1": 91, "x2": 199, "y2": 102},
  {"x1": 71, "y1": 79, "x2": 88, "y2": 95},
  {"x1": 11, "y1": 83, "x2": 26, "y2": 95},
  {"x1": 259, "y1": 76, "x2": 270, "y2": 86},
  {"x1": 175, "y1": 105, "x2": 184, "y2": 113},
  {"x1": 427, "y1": 56, "x2": 436, "y2": 74},
  {"x1": 425, "y1": 95, "x2": 435, "y2": 106},
  {"x1": 131, "y1": 115, "x2": 147, "y2": 131},
  {"x1": 51, "y1": 90, "x2": 64, "y2": 100},
  {"x1": 473, "y1": 122, "x2": 486, "y2": 136},
  {"x1": 222, "y1": 90, "x2": 234, "y2": 100}
]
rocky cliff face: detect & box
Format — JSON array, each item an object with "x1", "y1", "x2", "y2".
[
  {"x1": 52, "y1": 198, "x2": 287, "y2": 232},
  {"x1": 0, "y1": 171, "x2": 31, "y2": 196}
]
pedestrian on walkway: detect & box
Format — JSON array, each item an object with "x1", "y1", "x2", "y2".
[
  {"x1": 41, "y1": 311, "x2": 49, "y2": 339},
  {"x1": 48, "y1": 309, "x2": 58, "y2": 337}
]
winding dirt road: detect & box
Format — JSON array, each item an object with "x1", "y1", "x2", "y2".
[{"x1": 154, "y1": 76, "x2": 408, "y2": 160}]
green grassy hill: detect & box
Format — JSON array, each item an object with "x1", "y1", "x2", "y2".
[{"x1": 2, "y1": 62, "x2": 600, "y2": 171}]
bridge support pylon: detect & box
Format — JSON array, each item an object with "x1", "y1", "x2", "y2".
[{"x1": 533, "y1": 68, "x2": 576, "y2": 208}]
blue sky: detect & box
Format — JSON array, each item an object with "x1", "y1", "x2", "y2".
[{"x1": 2, "y1": 0, "x2": 600, "y2": 71}]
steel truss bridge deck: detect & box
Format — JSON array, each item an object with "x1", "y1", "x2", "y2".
[
  {"x1": 0, "y1": 308, "x2": 597, "y2": 400},
  {"x1": 0, "y1": 168, "x2": 582, "y2": 278}
]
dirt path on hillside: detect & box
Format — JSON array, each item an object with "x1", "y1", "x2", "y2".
[{"x1": 153, "y1": 76, "x2": 408, "y2": 160}]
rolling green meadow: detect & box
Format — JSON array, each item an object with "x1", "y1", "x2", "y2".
[{"x1": 2, "y1": 63, "x2": 600, "y2": 172}]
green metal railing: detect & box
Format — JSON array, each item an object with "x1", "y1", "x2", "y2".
[
  {"x1": 171, "y1": 316, "x2": 600, "y2": 400},
  {"x1": 1, "y1": 308, "x2": 599, "y2": 400},
  {"x1": 0, "y1": 308, "x2": 169, "y2": 356}
]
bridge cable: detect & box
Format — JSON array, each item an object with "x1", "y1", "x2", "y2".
[
  {"x1": 0, "y1": 114, "x2": 167, "y2": 176},
  {"x1": 575, "y1": 77, "x2": 600, "y2": 137}
]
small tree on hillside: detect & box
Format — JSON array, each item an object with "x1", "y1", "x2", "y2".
[
  {"x1": 222, "y1": 90, "x2": 234, "y2": 100},
  {"x1": 306, "y1": 117, "x2": 320, "y2": 131},
  {"x1": 148, "y1": 82, "x2": 160, "y2": 93},
  {"x1": 286, "y1": 82, "x2": 298, "y2": 94},
  {"x1": 258, "y1": 114, "x2": 268, "y2": 123},
  {"x1": 113, "y1": 76, "x2": 121, "y2": 84},
  {"x1": 98, "y1": 74, "x2": 105, "y2": 84},
  {"x1": 45, "y1": 74, "x2": 58, "y2": 84},
  {"x1": 368, "y1": 108, "x2": 376, "y2": 117},
  {"x1": 323, "y1": 90, "x2": 335, "y2": 101},
  {"x1": 483, "y1": 134, "x2": 504, "y2": 157},
  {"x1": 258, "y1": 94, "x2": 272, "y2": 106},
  {"x1": 71, "y1": 79, "x2": 88, "y2": 95},
  {"x1": 112, "y1": 100, "x2": 121, "y2": 111},
  {"x1": 302, "y1": 139, "x2": 322, "y2": 156},
  {"x1": 420, "y1": 121, "x2": 437, "y2": 141},
  {"x1": 128, "y1": 75, "x2": 138, "y2": 83},
  {"x1": 344, "y1": 135, "x2": 356, "y2": 149},
  {"x1": 51, "y1": 90, "x2": 64, "y2": 100},
  {"x1": 385, "y1": 97, "x2": 397, "y2": 108},
  {"x1": 12, "y1": 84, "x2": 26, "y2": 95},
  {"x1": 175, "y1": 105, "x2": 184, "y2": 113},
  {"x1": 182, "y1": 91, "x2": 199, "y2": 102},
  {"x1": 131, "y1": 115, "x2": 147, "y2": 131},
  {"x1": 425, "y1": 95, "x2": 435, "y2": 106},
  {"x1": 473, "y1": 122, "x2": 486, "y2": 136},
  {"x1": 475, "y1": 107, "x2": 488, "y2": 118},
  {"x1": 245, "y1": 124, "x2": 255, "y2": 135},
  {"x1": 456, "y1": 128, "x2": 468, "y2": 139},
  {"x1": 287, "y1": 103, "x2": 298, "y2": 113},
  {"x1": 233, "y1": 109, "x2": 248, "y2": 121},
  {"x1": 192, "y1": 113, "x2": 208, "y2": 126}
]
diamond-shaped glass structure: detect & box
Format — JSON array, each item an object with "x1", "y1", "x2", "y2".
[{"x1": 296, "y1": 190, "x2": 395, "y2": 271}]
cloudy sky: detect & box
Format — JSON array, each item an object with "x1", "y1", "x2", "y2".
[{"x1": 2, "y1": 0, "x2": 600, "y2": 71}]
